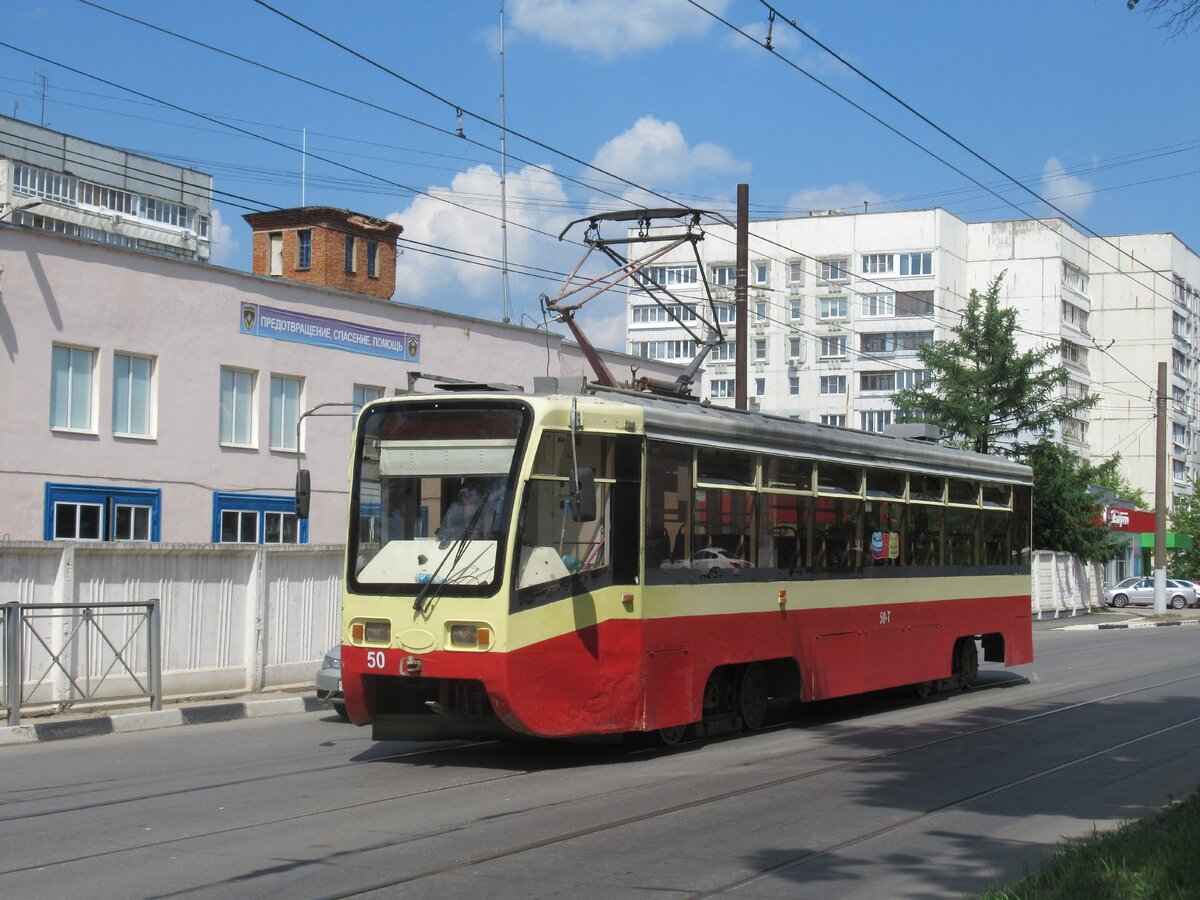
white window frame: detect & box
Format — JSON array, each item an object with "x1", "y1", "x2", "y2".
[
  {"x1": 861, "y1": 293, "x2": 896, "y2": 318},
  {"x1": 112, "y1": 351, "x2": 154, "y2": 438},
  {"x1": 819, "y1": 336, "x2": 847, "y2": 359},
  {"x1": 270, "y1": 374, "x2": 303, "y2": 452},
  {"x1": 819, "y1": 258, "x2": 849, "y2": 282},
  {"x1": 710, "y1": 379, "x2": 736, "y2": 399},
  {"x1": 861, "y1": 253, "x2": 895, "y2": 275},
  {"x1": 859, "y1": 410, "x2": 895, "y2": 433},
  {"x1": 219, "y1": 367, "x2": 256, "y2": 447},
  {"x1": 820, "y1": 375, "x2": 846, "y2": 395},
  {"x1": 820, "y1": 297, "x2": 848, "y2": 319},
  {"x1": 788, "y1": 337, "x2": 803, "y2": 359},
  {"x1": 50, "y1": 344, "x2": 97, "y2": 432},
  {"x1": 53, "y1": 501, "x2": 104, "y2": 541},
  {"x1": 821, "y1": 414, "x2": 846, "y2": 427},
  {"x1": 900, "y1": 252, "x2": 933, "y2": 276},
  {"x1": 221, "y1": 509, "x2": 259, "y2": 544},
  {"x1": 113, "y1": 503, "x2": 152, "y2": 541},
  {"x1": 754, "y1": 338, "x2": 768, "y2": 362},
  {"x1": 787, "y1": 260, "x2": 804, "y2": 285}
]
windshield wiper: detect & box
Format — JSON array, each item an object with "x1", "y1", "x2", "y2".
[{"x1": 412, "y1": 488, "x2": 494, "y2": 614}]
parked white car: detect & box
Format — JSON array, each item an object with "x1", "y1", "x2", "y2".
[
  {"x1": 1104, "y1": 577, "x2": 1196, "y2": 610},
  {"x1": 689, "y1": 547, "x2": 752, "y2": 570}
]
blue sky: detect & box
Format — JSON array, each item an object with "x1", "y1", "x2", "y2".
[{"x1": 4, "y1": 1, "x2": 1198, "y2": 347}]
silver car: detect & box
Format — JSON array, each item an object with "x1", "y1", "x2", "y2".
[
  {"x1": 316, "y1": 644, "x2": 347, "y2": 720},
  {"x1": 1104, "y1": 577, "x2": 1196, "y2": 610}
]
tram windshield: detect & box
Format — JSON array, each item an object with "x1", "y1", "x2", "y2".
[{"x1": 349, "y1": 404, "x2": 526, "y2": 595}]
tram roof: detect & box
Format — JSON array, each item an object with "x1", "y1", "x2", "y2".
[
  {"x1": 392, "y1": 387, "x2": 1033, "y2": 485},
  {"x1": 593, "y1": 388, "x2": 1033, "y2": 485}
]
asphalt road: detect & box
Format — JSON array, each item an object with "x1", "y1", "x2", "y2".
[{"x1": 3, "y1": 624, "x2": 1200, "y2": 899}]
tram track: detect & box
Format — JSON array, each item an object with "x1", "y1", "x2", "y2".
[
  {"x1": 323, "y1": 668, "x2": 1200, "y2": 898},
  {"x1": 4, "y1": 662, "x2": 1199, "y2": 891}
]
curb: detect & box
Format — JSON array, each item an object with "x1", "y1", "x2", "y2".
[
  {"x1": 0, "y1": 695, "x2": 328, "y2": 747},
  {"x1": 1058, "y1": 618, "x2": 1200, "y2": 632}
]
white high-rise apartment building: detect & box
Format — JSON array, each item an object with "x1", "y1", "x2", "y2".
[{"x1": 627, "y1": 208, "x2": 1200, "y2": 503}]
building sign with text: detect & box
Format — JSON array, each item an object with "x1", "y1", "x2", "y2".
[{"x1": 240, "y1": 304, "x2": 420, "y2": 363}]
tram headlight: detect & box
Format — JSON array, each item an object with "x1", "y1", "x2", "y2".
[
  {"x1": 351, "y1": 620, "x2": 391, "y2": 643},
  {"x1": 448, "y1": 623, "x2": 492, "y2": 649}
]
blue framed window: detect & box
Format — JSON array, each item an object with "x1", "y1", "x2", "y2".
[
  {"x1": 297, "y1": 230, "x2": 312, "y2": 270},
  {"x1": 212, "y1": 492, "x2": 308, "y2": 544},
  {"x1": 45, "y1": 483, "x2": 161, "y2": 542}
]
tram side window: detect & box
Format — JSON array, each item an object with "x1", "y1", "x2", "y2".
[
  {"x1": 646, "y1": 441, "x2": 693, "y2": 568},
  {"x1": 862, "y1": 499, "x2": 904, "y2": 566},
  {"x1": 516, "y1": 433, "x2": 640, "y2": 594},
  {"x1": 692, "y1": 487, "x2": 755, "y2": 564},
  {"x1": 517, "y1": 478, "x2": 610, "y2": 589},
  {"x1": 1013, "y1": 485, "x2": 1032, "y2": 562},
  {"x1": 981, "y1": 510, "x2": 1011, "y2": 565},
  {"x1": 908, "y1": 505, "x2": 943, "y2": 566},
  {"x1": 760, "y1": 492, "x2": 811, "y2": 571},
  {"x1": 813, "y1": 496, "x2": 861, "y2": 570},
  {"x1": 945, "y1": 508, "x2": 979, "y2": 567}
]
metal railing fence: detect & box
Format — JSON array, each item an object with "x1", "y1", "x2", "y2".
[{"x1": 3, "y1": 600, "x2": 161, "y2": 727}]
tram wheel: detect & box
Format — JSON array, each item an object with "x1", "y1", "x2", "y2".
[
  {"x1": 737, "y1": 662, "x2": 769, "y2": 731},
  {"x1": 956, "y1": 639, "x2": 979, "y2": 690},
  {"x1": 653, "y1": 724, "x2": 688, "y2": 747},
  {"x1": 910, "y1": 681, "x2": 933, "y2": 700}
]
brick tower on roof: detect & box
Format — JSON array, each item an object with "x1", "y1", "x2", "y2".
[{"x1": 243, "y1": 207, "x2": 403, "y2": 299}]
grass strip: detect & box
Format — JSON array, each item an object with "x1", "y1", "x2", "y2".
[{"x1": 978, "y1": 792, "x2": 1200, "y2": 899}]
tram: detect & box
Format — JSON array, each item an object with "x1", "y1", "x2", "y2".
[{"x1": 331, "y1": 381, "x2": 1033, "y2": 743}]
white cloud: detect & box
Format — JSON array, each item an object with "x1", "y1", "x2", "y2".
[
  {"x1": 207, "y1": 208, "x2": 238, "y2": 267},
  {"x1": 786, "y1": 182, "x2": 884, "y2": 215},
  {"x1": 509, "y1": 0, "x2": 730, "y2": 59},
  {"x1": 592, "y1": 116, "x2": 748, "y2": 189},
  {"x1": 1040, "y1": 158, "x2": 1094, "y2": 218},
  {"x1": 386, "y1": 163, "x2": 576, "y2": 321}
]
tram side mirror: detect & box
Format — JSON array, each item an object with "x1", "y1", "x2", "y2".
[
  {"x1": 570, "y1": 467, "x2": 596, "y2": 523},
  {"x1": 295, "y1": 469, "x2": 311, "y2": 520}
]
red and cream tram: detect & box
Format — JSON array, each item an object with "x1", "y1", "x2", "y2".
[{"x1": 334, "y1": 383, "x2": 1032, "y2": 743}]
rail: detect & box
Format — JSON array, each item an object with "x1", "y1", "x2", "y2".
[{"x1": 2, "y1": 600, "x2": 161, "y2": 727}]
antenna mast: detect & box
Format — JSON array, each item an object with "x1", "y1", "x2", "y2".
[{"x1": 499, "y1": 0, "x2": 512, "y2": 324}]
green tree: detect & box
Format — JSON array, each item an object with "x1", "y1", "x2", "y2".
[
  {"x1": 1168, "y1": 482, "x2": 1200, "y2": 578},
  {"x1": 1089, "y1": 459, "x2": 1148, "y2": 510},
  {"x1": 1021, "y1": 440, "x2": 1122, "y2": 562},
  {"x1": 892, "y1": 272, "x2": 1096, "y2": 456}
]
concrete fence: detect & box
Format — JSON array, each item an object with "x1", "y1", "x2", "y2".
[
  {"x1": 0, "y1": 541, "x2": 1095, "y2": 715},
  {"x1": 1030, "y1": 550, "x2": 1104, "y2": 618},
  {"x1": 0, "y1": 542, "x2": 343, "y2": 713}
]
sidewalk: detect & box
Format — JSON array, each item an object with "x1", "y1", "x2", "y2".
[
  {"x1": 5, "y1": 607, "x2": 1198, "y2": 748},
  {"x1": 1, "y1": 687, "x2": 333, "y2": 748},
  {"x1": 1043, "y1": 605, "x2": 1200, "y2": 632}
]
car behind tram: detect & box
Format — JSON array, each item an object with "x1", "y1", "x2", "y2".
[{"x1": 336, "y1": 383, "x2": 1033, "y2": 744}]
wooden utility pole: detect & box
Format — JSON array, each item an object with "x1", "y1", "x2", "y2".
[
  {"x1": 734, "y1": 183, "x2": 749, "y2": 410},
  {"x1": 1154, "y1": 361, "x2": 1168, "y2": 613}
]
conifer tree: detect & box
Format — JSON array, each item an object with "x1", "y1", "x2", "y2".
[{"x1": 891, "y1": 273, "x2": 1096, "y2": 456}]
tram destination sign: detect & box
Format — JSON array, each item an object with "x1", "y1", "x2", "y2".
[{"x1": 240, "y1": 304, "x2": 421, "y2": 363}]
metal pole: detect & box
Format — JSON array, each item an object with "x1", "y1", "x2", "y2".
[
  {"x1": 147, "y1": 598, "x2": 162, "y2": 711},
  {"x1": 4, "y1": 602, "x2": 20, "y2": 726},
  {"x1": 1154, "y1": 361, "x2": 1168, "y2": 613},
  {"x1": 734, "y1": 183, "x2": 749, "y2": 411}
]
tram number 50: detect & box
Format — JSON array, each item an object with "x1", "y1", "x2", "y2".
[
  {"x1": 366, "y1": 650, "x2": 387, "y2": 669},
  {"x1": 879, "y1": 610, "x2": 892, "y2": 625}
]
